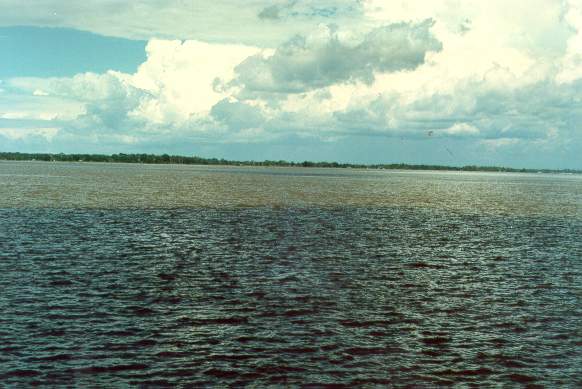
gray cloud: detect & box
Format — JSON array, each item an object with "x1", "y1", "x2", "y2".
[
  {"x1": 258, "y1": 5, "x2": 282, "y2": 20},
  {"x1": 232, "y1": 20, "x2": 442, "y2": 95},
  {"x1": 332, "y1": 76, "x2": 582, "y2": 145},
  {"x1": 210, "y1": 99, "x2": 265, "y2": 130},
  {"x1": 10, "y1": 73, "x2": 151, "y2": 134},
  {"x1": 0, "y1": 0, "x2": 365, "y2": 47},
  {"x1": 257, "y1": 1, "x2": 360, "y2": 21}
]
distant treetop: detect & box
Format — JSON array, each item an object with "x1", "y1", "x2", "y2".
[{"x1": 0, "y1": 152, "x2": 579, "y2": 174}]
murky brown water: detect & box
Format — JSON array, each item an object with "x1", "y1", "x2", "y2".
[
  {"x1": 1, "y1": 161, "x2": 581, "y2": 386},
  {"x1": 1, "y1": 161, "x2": 581, "y2": 217}
]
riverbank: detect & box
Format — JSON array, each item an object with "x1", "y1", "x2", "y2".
[{"x1": 1, "y1": 151, "x2": 580, "y2": 174}]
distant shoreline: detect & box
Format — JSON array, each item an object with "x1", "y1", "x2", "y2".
[{"x1": 1, "y1": 152, "x2": 580, "y2": 175}]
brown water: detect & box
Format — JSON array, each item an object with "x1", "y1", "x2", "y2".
[
  {"x1": 1, "y1": 161, "x2": 581, "y2": 217},
  {"x1": 1, "y1": 161, "x2": 581, "y2": 386}
]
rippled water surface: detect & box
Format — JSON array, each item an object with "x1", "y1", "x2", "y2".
[{"x1": 1, "y1": 161, "x2": 581, "y2": 387}]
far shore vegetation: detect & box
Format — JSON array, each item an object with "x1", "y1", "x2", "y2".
[{"x1": 1, "y1": 152, "x2": 580, "y2": 174}]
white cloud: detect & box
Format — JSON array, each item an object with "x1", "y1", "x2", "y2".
[
  {"x1": 7, "y1": 39, "x2": 259, "y2": 136},
  {"x1": 480, "y1": 138, "x2": 520, "y2": 149},
  {"x1": 0, "y1": 92, "x2": 85, "y2": 122},
  {"x1": 556, "y1": 0, "x2": 582, "y2": 83},
  {"x1": 2, "y1": 0, "x2": 581, "y2": 167},
  {"x1": 444, "y1": 122, "x2": 480, "y2": 136},
  {"x1": 0, "y1": 127, "x2": 59, "y2": 141},
  {"x1": 129, "y1": 40, "x2": 259, "y2": 124},
  {"x1": 0, "y1": 111, "x2": 57, "y2": 120}
]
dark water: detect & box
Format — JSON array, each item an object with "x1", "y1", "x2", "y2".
[{"x1": 1, "y1": 162, "x2": 582, "y2": 387}]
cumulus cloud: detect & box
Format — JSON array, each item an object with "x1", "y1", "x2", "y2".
[
  {"x1": 556, "y1": 0, "x2": 582, "y2": 84},
  {"x1": 0, "y1": 90, "x2": 85, "y2": 124},
  {"x1": 11, "y1": 72, "x2": 140, "y2": 102},
  {"x1": 231, "y1": 20, "x2": 441, "y2": 94},
  {"x1": 9, "y1": 72, "x2": 148, "y2": 136},
  {"x1": 2, "y1": 0, "x2": 582, "y2": 167},
  {"x1": 7, "y1": 40, "x2": 259, "y2": 139}
]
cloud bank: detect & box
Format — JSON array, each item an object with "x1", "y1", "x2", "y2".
[
  {"x1": 0, "y1": 0, "x2": 365, "y2": 47},
  {"x1": 1, "y1": 0, "x2": 581, "y2": 168},
  {"x1": 232, "y1": 20, "x2": 441, "y2": 94}
]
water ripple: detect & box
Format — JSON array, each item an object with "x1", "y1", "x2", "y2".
[{"x1": 1, "y1": 205, "x2": 581, "y2": 386}]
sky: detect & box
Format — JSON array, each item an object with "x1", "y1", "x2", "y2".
[{"x1": 1, "y1": 0, "x2": 581, "y2": 168}]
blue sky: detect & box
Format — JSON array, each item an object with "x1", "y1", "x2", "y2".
[
  {"x1": 1, "y1": 0, "x2": 581, "y2": 168},
  {"x1": 0, "y1": 27, "x2": 146, "y2": 77}
]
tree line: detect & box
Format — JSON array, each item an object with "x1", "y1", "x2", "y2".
[{"x1": 0, "y1": 152, "x2": 579, "y2": 174}]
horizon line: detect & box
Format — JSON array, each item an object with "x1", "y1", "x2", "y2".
[{"x1": 1, "y1": 151, "x2": 581, "y2": 174}]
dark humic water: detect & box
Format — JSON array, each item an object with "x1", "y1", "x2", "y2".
[
  {"x1": 1, "y1": 206, "x2": 581, "y2": 387},
  {"x1": 1, "y1": 162, "x2": 581, "y2": 386}
]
